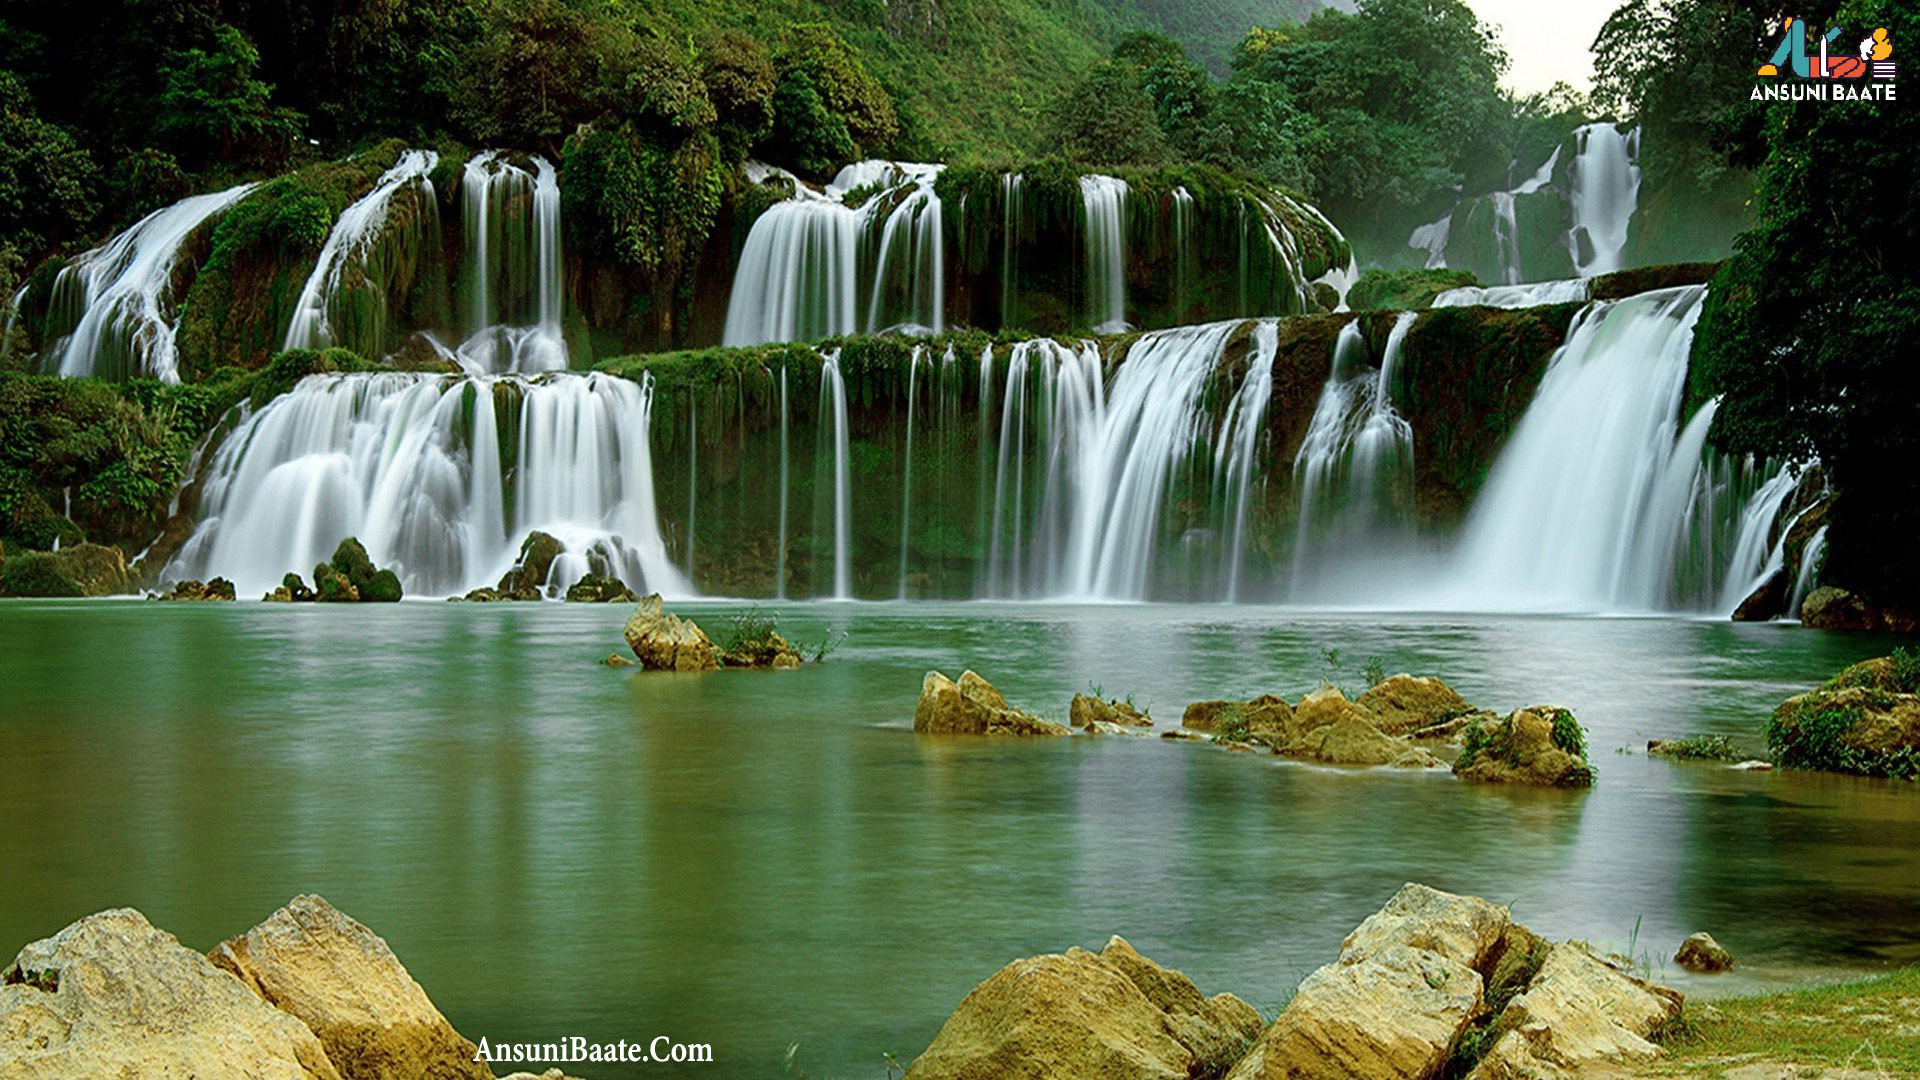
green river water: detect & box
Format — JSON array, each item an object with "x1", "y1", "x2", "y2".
[{"x1": 2, "y1": 600, "x2": 1916, "y2": 1077}]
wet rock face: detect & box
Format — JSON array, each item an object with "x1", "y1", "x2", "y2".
[
  {"x1": 1357, "y1": 675, "x2": 1472, "y2": 736},
  {"x1": 913, "y1": 670, "x2": 1069, "y2": 736},
  {"x1": 496, "y1": 531, "x2": 565, "y2": 600},
  {"x1": 904, "y1": 936, "x2": 1260, "y2": 1080},
  {"x1": 0, "y1": 908, "x2": 340, "y2": 1078},
  {"x1": 0, "y1": 543, "x2": 134, "y2": 597},
  {"x1": 622, "y1": 593, "x2": 719, "y2": 671}
]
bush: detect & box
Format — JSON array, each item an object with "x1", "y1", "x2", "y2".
[
  {"x1": 0, "y1": 550, "x2": 81, "y2": 597},
  {"x1": 1549, "y1": 709, "x2": 1587, "y2": 758},
  {"x1": 1766, "y1": 697, "x2": 1919, "y2": 780}
]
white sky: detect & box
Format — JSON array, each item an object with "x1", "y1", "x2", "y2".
[{"x1": 1463, "y1": 0, "x2": 1620, "y2": 96}]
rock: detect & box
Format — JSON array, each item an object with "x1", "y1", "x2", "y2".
[
  {"x1": 1181, "y1": 700, "x2": 1238, "y2": 732},
  {"x1": 1159, "y1": 728, "x2": 1210, "y2": 742},
  {"x1": 1768, "y1": 679, "x2": 1920, "y2": 778},
  {"x1": 1454, "y1": 707, "x2": 1595, "y2": 787},
  {"x1": 496, "y1": 531, "x2": 564, "y2": 600},
  {"x1": 1083, "y1": 720, "x2": 1151, "y2": 737},
  {"x1": 0, "y1": 544, "x2": 133, "y2": 597},
  {"x1": 360, "y1": 569, "x2": 403, "y2": 603},
  {"x1": 1391, "y1": 747, "x2": 1446, "y2": 769},
  {"x1": 156, "y1": 577, "x2": 237, "y2": 602},
  {"x1": 1292, "y1": 685, "x2": 1379, "y2": 739},
  {"x1": 1286, "y1": 715, "x2": 1405, "y2": 765},
  {"x1": 1800, "y1": 586, "x2": 1919, "y2": 633},
  {"x1": 1730, "y1": 759, "x2": 1773, "y2": 771},
  {"x1": 564, "y1": 573, "x2": 636, "y2": 603},
  {"x1": 284, "y1": 572, "x2": 315, "y2": 601},
  {"x1": 1469, "y1": 941, "x2": 1683, "y2": 1076},
  {"x1": 314, "y1": 564, "x2": 360, "y2": 603},
  {"x1": 457, "y1": 587, "x2": 508, "y2": 602},
  {"x1": 718, "y1": 626, "x2": 805, "y2": 669},
  {"x1": 1357, "y1": 675, "x2": 1473, "y2": 736},
  {"x1": 913, "y1": 670, "x2": 1068, "y2": 736},
  {"x1": 1071, "y1": 694, "x2": 1151, "y2": 729},
  {"x1": 329, "y1": 537, "x2": 377, "y2": 587},
  {"x1": 622, "y1": 594, "x2": 718, "y2": 671},
  {"x1": 1674, "y1": 932, "x2": 1732, "y2": 973},
  {"x1": 1340, "y1": 883, "x2": 1513, "y2": 971},
  {"x1": 1731, "y1": 567, "x2": 1787, "y2": 621},
  {"x1": 603, "y1": 652, "x2": 636, "y2": 667},
  {"x1": 904, "y1": 936, "x2": 1259, "y2": 1080},
  {"x1": 0, "y1": 908, "x2": 339, "y2": 1078},
  {"x1": 1226, "y1": 942, "x2": 1483, "y2": 1080},
  {"x1": 1182, "y1": 695, "x2": 1295, "y2": 743},
  {"x1": 209, "y1": 894, "x2": 491, "y2": 1080}
]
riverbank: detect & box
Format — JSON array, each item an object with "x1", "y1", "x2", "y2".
[{"x1": 1655, "y1": 967, "x2": 1920, "y2": 1076}]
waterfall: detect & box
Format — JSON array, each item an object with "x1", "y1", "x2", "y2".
[
  {"x1": 1172, "y1": 186, "x2": 1194, "y2": 317},
  {"x1": 166, "y1": 371, "x2": 689, "y2": 600},
  {"x1": 1788, "y1": 526, "x2": 1828, "y2": 618},
  {"x1": 1444, "y1": 286, "x2": 1773, "y2": 611},
  {"x1": 1568, "y1": 122, "x2": 1641, "y2": 277},
  {"x1": 1491, "y1": 192, "x2": 1522, "y2": 286},
  {"x1": 1715, "y1": 469, "x2": 1799, "y2": 613},
  {"x1": 1214, "y1": 323, "x2": 1277, "y2": 600},
  {"x1": 776, "y1": 364, "x2": 790, "y2": 600},
  {"x1": 1001, "y1": 173, "x2": 1023, "y2": 327},
  {"x1": 1434, "y1": 280, "x2": 1592, "y2": 308},
  {"x1": 723, "y1": 162, "x2": 944, "y2": 346},
  {"x1": 1291, "y1": 313, "x2": 1417, "y2": 592},
  {"x1": 283, "y1": 150, "x2": 439, "y2": 352},
  {"x1": 1080, "y1": 175, "x2": 1129, "y2": 333},
  {"x1": 898, "y1": 345, "x2": 930, "y2": 598},
  {"x1": 436, "y1": 151, "x2": 566, "y2": 375},
  {"x1": 39, "y1": 183, "x2": 255, "y2": 382},
  {"x1": 818, "y1": 351, "x2": 854, "y2": 599},
  {"x1": 1408, "y1": 213, "x2": 1451, "y2": 271}
]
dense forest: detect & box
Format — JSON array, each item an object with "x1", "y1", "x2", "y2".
[{"x1": 0, "y1": 0, "x2": 1915, "y2": 611}]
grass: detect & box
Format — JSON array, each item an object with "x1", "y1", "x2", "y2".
[
  {"x1": 1651, "y1": 735, "x2": 1742, "y2": 762},
  {"x1": 1652, "y1": 967, "x2": 1920, "y2": 1076}
]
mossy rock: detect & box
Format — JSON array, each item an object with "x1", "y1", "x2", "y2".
[
  {"x1": 329, "y1": 537, "x2": 378, "y2": 588},
  {"x1": 1347, "y1": 269, "x2": 1478, "y2": 311},
  {"x1": 1589, "y1": 262, "x2": 1721, "y2": 301},
  {"x1": 361, "y1": 568, "x2": 404, "y2": 603},
  {"x1": 0, "y1": 551, "x2": 83, "y2": 597},
  {"x1": 314, "y1": 564, "x2": 360, "y2": 603},
  {"x1": 0, "y1": 543, "x2": 131, "y2": 597},
  {"x1": 564, "y1": 573, "x2": 636, "y2": 603},
  {"x1": 1767, "y1": 653, "x2": 1920, "y2": 778}
]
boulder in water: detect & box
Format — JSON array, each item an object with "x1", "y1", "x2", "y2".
[
  {"x1": 265, "y1": 573, "x2": 315, "y2": 603},
  {"x1": 0, "y1": 908, "x2": 339, "y2": 1077},
  {"x1": 913, "y1": 670, "x2": 1068, "y2": 736},
  {"x1": 1453, "y1": 707, "x2": 1595, "y2": 787},
  {"x1": 1356, "y1": 675, "x2": 1473, "y2": 736},
  {"x1": 1799, "y1": 586, "x2": 1919, "y2": 633},
  {"x1": 564, "y1": 573, "x2": 637, "y2": 603},
  {"x1": 209, "y1": 894, "x2": 492, "y2": 1079},
  {"x1": 497, "y1": 531, "x2": 564, "y2": 600},
  {"x1": 1766, "y1": 655, "x2": 1920, "y2": 778},
  {"x1": 308, "y1": 539, "x2": 403, "y2": 603},
  {"x1": 1673, "y1": 932, "x2": 1732, "y2": 973},
  {"x1": 313, "y1": 564, "x2": 360, "y2": 603},
  {"x1": 155, "y1": 578, "x2": 237, "y2": 602},
  {"x1": 0, "y1": 543, "x2": 133, "y2": 597},
  {"x1": 1731, "y1": 568, "x2": 1788, "y2": 622},
  {"x1": 904, "y1": 935, "x2": 1259, "y2": 1079},
  {"x1": 1182, "y1": 694, "x2": 1294, "y2": 743},
  {"x1": 1070, "y1": 693, "x2": 1151, "y2": 729},
  {"x1": 1469, "y1": 940, "x2": 1684, "y2": 1075},
  {"x1": 622, "y1": 594, "x2": 718, "y2": 671}
]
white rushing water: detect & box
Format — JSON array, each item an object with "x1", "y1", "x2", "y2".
[
  {"x1": 1568, "y1": 122, "x2": 1642, "y2": 277},
  {"x1": 283, "y1": 150, "x2": 439, "y2": 352},
  {"x1": 817, "y1": 351, "x2": 854, "y2": 599},
  {"x1": 167, "y1": 371, "x2": 689, "y2": 600},
  {"x1": 1433, "y1": 280, "x2": 1593, "y2": 308},
  {"x1": 430, "y1": 152, "x2": 566, "y2": 375},
  {"x1": 41, "y1": 183, "x2": 256, "y2": 382},
  {"x1": 1080, "y1": 175, "x2": 1130, "y2": 333},
  {"x1": 724, "y1": 162, "x2": 943, "y2": 346},
  {"x1": 1441, "y1": 286, "x2": 1769, "y2": 611}
]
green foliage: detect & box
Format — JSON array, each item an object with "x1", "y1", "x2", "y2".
[
  {"x1": 762, "y1": 24, "x2": 900, "y2": 177},
  {"x1": 1361, "y1": 656, "x2": 1387, "y2": 690},
  {"x1": 1549, "y1": 709, "x2": 1587, "y2": 758},
  {"x1": 1348, "y1": 269, "x2": 1479, "y2": 311},
  {"x1": 701, "y1": 31, "x2": 777, "y2": 159},
  {"x1": 722, "y1": 605, "x2": 781, "y2": 653},
  {"x1": 1041, "y1": 58, "x2": 1173, "y2": 167},
  {"x1": 154, "y1": 23, "x2": 302, "y2": 172},
  {"x1": 1455, "y1": 719, "x2": 1505, "y2": 771},
  {"x1": 1215, "y1": 705, "x2": 1250, "y2": 743},
  {"x1": 0, "y1": 550, "x2": 82, "y2": 597},
  {"x1": 1691, "y1": 0, "x2": 1920, "y2": 611},
  {"x1": 1893, "y1": 648, "x2": 1920, "y2": 696},
  {"x1": 1653, "y1": 735, "x2": 1740, "y2": 762},
  {"x1": 0, "y1": 69, "x2": 100, "y2": 262},
  {"x1": 563, "y1": 126, "x2": 725, "y2": 289}
]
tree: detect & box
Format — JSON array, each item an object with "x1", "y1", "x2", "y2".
[
  {"x1": 1691, "y1": 0, "x2": 1919, "y2": 608},
  {"x1": 761, "y1": 23, "x2": 899, "y2": 178},
  {"x1": 701, "y1": 31, "x2": 777, "y2": 161},
  {"x1": 0, "y1": 70, "x2": 100, "y2": 259},
  {"x1": 155, "y1": 24, "x2": 302, "y2": 171},
  {"x1": 1039, "y1": 59, "x2": 1174, "y2": 167}
]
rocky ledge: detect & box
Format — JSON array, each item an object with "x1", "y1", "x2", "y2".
[
  {"x1": 619, "y1": 594, "x2": 808, "y2": 671},
  {"x1": 0, "y1": 894, "x2": 577, "y2": 1080},
  {"x1": 905, "y1": 884, "x2": 1689, "y2": 1080}
]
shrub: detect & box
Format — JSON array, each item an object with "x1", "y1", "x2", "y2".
[
  {"x1": 1766, "y1": 697, "x2": 1919, "y2": 780},
  {"x1": 0, "y1": 550, "x2": 81, "y2": 597},
  {"x1": 1549, "y1": 709, "x2": 1587, "y2": 758}
]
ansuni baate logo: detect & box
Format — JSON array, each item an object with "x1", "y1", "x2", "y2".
[{"x1": 1754, "y1": 17, "x2": 1897, "y2": 101}]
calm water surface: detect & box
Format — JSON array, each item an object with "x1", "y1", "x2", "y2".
[{"x1": 2, "y1": 600, "x2": 1916, "y2": 1077}]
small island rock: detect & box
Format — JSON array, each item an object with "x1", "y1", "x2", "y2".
[
  {"x1": 622, "y1": 594, "x2": 718, "y2": 671},
  {"x1": 1673, "y1": 932, "x2": 1733, "y2": 973}
]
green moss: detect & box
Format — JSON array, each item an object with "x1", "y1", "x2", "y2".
[
  {"x1": 0, "y1": 550, "x2": 83, "y2": 597},
  {"x1": 1766, "y1": 695, "x2": 1919, "y2": 780},
  {"x1": 1549, "y1": 708, "x2": 1587, "y2": 758},
  {"x1": 1347, "y1": 268, "x2": 1478, "y2": 311}
]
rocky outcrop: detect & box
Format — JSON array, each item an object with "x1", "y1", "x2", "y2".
[
  {"x1": 904, "y1": 936, "x2": 1259, "y2": 1079},
  {"x1": 1799, "y1": 586, "x2": 1919, "y2": 633},
  {"x1": 313, "y1": 538, "x2": 403, "y2": 603},
  {"x1": 266, "y1": 572, "x2": 317, "y2": 602},
  {"x1": 0, "y1": 543, "x2": 133, "y2": 597},
  {"x1": 1674, "y1": 932, "x2": 1732, "y2": 973},
  {"x1": 622, "y1": 593, "x2": 718, "y2": 671},
  {"x1": 1453, "y1": 707, "x2": 1595, "y2": 787},
  {"x1": 1356, "y1": 675, "x2": 1473, "y2": 736},
  {"x1": 153, "y1": 577, "x2": 238, "y2": 601},
  {"x1": 1071, "y1": 694, "x2": 1151, "y2": 729},
  {"x1": 563, "y1": 573, "x2": 636, "y2": 603},
  {"x1": 1765, "y1": 654, "x2": 1920, "y2": 778},
  {"x1": 1182, "y1": 695, "x2": 1295, "y2": 743},
  {"x1": 495, "y1": 532, "x2": 564, "y2": 600},
  {"x1": 914, "y1": 670, "x2": 1069, "y2": 736},
  {"x1": 718, "y1": 629, "x2": 804, "y2": 669},
  {"x1": 0, "y1": 908, "x2": 339, "y2": 1077},
  {"x1": 209, "y1": 894, "x2": 491, "y2": 1080},
  {"x1": 1225, "y1": 884, "x2": 1681, "y2": 1080}
]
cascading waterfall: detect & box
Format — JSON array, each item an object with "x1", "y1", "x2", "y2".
[
  {"x1": 38, "y1": 183, "x2": 255, "y2": 382},
  {"x1": 817, "y1": 352, "x2": 854, "y2": 599},
  {"x1": 166, "y1": 371, "x2": 689, "y2": 600},
  {"x1": 1443, "y1": 286, "x2": 1774, "y2": 611},
  {"x1": 724, "y1": 162, "x2": 944, "y2": 346},
  {"x1": 1568, "y1": 122, "x2": 1641, "y2": 277},
  {"x1": 434, "y1": 152, "x2": 566, "y2": 375},
  {"x1": 898, "y1": 345, "x2": 933, "y2": 598},
  {"x1": 776, "y1": 365, "x2": 791, "y2": 600},
  {"x1": 1789, "y1": 526, "x2": 1828, "y2": 618},
  {"x1": 1080, "y1": 175, "x2": 1129, "y2": 333},
  {"x1": 1290, "y1": 313, "x2": 1418, "y2": 593},
  {"x1": 283, "y1": 150, "x2": 439, "y2": 352},
  {"x1": 1716, "y1": 469, "x2": 1800, "y2": 613},
  {"x1": 1433, "y1": 280, "x2": 1592, "y2": 308},
  {"x1": 1213, "y1": 323, "x2": 1277, "y2": 600}
]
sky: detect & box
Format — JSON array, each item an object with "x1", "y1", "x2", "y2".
[{"x1": 1462, "y1": 0, "x2": 1621, "y2": 96}]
